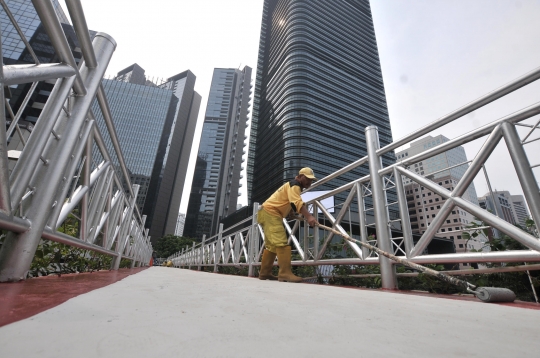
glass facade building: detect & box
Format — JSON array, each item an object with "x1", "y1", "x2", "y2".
[
  {"x1": 92, "y1": 66, "x2": 201, "y2": 242},
  {"x1": 184, "y1": 67, "x2": 252, "y2": 239},
  {"x1": 91, "y1": 78, "x2": 178, "y2": 213},
  {"x1": 1, "y1": 0, "x2": 69, "y2": 62},
  {"x1": 248, "y1": 0, "x2": 395, "y2": 209}
]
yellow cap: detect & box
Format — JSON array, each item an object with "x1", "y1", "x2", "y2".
[{"x1": 299, "y1": 167, "x2": 317, "y2": 181}]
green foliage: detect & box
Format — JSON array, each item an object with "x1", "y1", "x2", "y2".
[
  {"x1": 154, "y1": 234, "x2": 197, "y2": 258},
  {"x1": 28, "y1": 240, "x2": 122, "y2": 277},
  {"x1": 1, "y1": 213, "x2": 128, "y2": 277}
]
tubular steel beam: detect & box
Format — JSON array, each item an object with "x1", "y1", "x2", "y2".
[
  {"x1": 355, "y1": 183, "x2": 370, "y2": 259},
  {"x1": 0, "y1": 213, "x2": 29, "y2": 233},
  {"x1": 111, "y1": 184, "x2": 139, "y2": 270},
  {"x1": 409, "y1": 126, "x2": 503, "y2": 257},
  {"x1": 32, "y1": 0, "x2": 86, "y2": 95},
  {"x1": 9, "y1": 76, "x2": 76, "y2": 211},
  {"x1": 0, "y1": 33, "x2": 116, "y2": 282},
  {"x1": 65, "y1": 0, "x2": 98, "y2": 68},
  {"x1": 2, "y1": 64, "x2": 76, "y2": 85},
  {"x1": 55, "y1": 161, "x2": 111, "y2": 228},
  {"x1": 398, "y1": 166, "x2": 540, "y2": 252},
  {"x1": 393, "y1": 167, "x2": 414, "y2": 256},
  {"x1": 5, "y1": 82, "x2": 39, "y2": 139},
  {"x1": 46, "y1": 119, "x2": 96, "y2": 229},
  {"x1": 96, "y1": 86, "x2": 134, "y2": 197},
  {"x1": 42, "y1": 226, "x2": 118, "y2": 258},
  {"x1": 379, "y1": 102, "x2": 540, "y2": 177},
  {"x1": 501, "y1": 121, "x2": 540, "y2": 228},
  {"x1": 0, "y1": 31, "x2": 11, "y2": 217},
  {"x1": 377, "y1": 65, "x2": 540, "y2": 156},
  {"x1": 365, "y1": 126, "x2": 397, "y2": 289},
  {"x1": 308, "y1": 156, "x2": 368, "y2": 192}
]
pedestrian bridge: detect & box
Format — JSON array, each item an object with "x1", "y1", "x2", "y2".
[
  {"x1": 1, "y1": 3, "x2": 540, "y2": 356},
  {"x1": 1, "y1": 267, "x2": 539, "y2": 357}
]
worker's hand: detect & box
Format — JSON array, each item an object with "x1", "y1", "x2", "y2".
[{"x1": 307, "y1": 215, "x2": 317, "y2": 227}]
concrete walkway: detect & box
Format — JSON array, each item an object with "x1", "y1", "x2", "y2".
[{"x1": 1, "y1": 267, "x2": 539, "y2": 357}]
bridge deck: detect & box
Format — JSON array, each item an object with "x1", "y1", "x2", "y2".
[{"x1": 1, "y1": 267, "x2": 539, "y2": 357}]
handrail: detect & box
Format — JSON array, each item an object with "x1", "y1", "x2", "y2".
[
  {"x1": 171, "y1": 64, "x2": 540, "y2": 290},
  {"x1": 0, "y1": 0, "x2": 152, "y2": 281}
]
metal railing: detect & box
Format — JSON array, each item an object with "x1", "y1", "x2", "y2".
[
  {"x1": 0, "y1": 0, "x2": 152, "y2": 281},
  {"x1": 171, "y1": 64, "x2": 540, "y2": 290}
]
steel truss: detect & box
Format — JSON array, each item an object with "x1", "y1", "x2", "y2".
[
  {"x1": 0, "y1": 0, "x2": 152, "y2": 281},
  {"x1": 173, "y1": 65, "x2": 540, "y2": 289}
]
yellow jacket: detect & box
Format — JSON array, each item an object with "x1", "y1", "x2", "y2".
[{"x1": 262, "y1": 180, "x2": 305, "y2": 218}]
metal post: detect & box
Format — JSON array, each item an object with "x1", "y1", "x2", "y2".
[
  {"x1": 215, "y1": 223, "x2": 223, "y2": 273},
  {"x1": 365, "y1": 126, "x2": 397, "y2": 289},
  {"x1": 313, "y1": 204, "x2": 319, "y2": 262},
  {"x1": 32, "y1": 0, "x2": 86, "y2": 95},
  {"x1": 199, "y1": 235, "x2": 206, "y2": 271},
  {"x1": 0, "y1": 33, "x2": 116, "y2": 281},
  {"x1": 303, "y1": 216, "x2": 308, "y2": 263},
  {"x1": 0, "y1": 28, "x2": 11, "y2": 217},
  {"x1": 104, "y1": 191, "x2": 123, "y2": 250},
  {"x1": 393, "y1": 167, "x2": 414, "y2": 256},
  {"x1": 248, "y1": 203, "x2": 259, "y2": 277},
  {"x1": 79, "y1": 126, "x2": 93, "y2": 240},
  {"x1": 501, "y1": 121, "x2": 540, "y2": 227},
  {"x1": 188, "y1": 242, "x2": 195, "y2": 270},
  {"x1": 356, "y1": 183, "x2": 369, "y2": 259},
  {"x1": 111, "y1": 184, "x2": 139, "y2": 270}
]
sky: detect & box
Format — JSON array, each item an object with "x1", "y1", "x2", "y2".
[{"x1": 60, "y1": 0, "x2": 540, "y2": 214}]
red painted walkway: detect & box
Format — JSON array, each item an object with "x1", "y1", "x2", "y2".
[{"x1": 0, "y1": 267, "x2": 148, "y2": 327}]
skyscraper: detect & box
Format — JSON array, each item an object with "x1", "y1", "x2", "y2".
[
  {"x1": 91, "y1": 73, "x2": 178, "y2": 213},
  {"x1": 184, "y1": 67, "x2": 252, "y2": 239},
  {"x1": 247, "y1": 0, "x2": 395, "y2": 207},
  {"x1": 145, "y1": 71, "x2": 202, "y2": 240},
  {"x1": 92, "y1": 65, "x2": 201, "y2": 242}
]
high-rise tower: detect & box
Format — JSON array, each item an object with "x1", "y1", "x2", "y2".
[
  {"x1": 184, "y1": 67, "x2": 252, "y2": 239},
  {"x1": 145, "y1": 71, "x2": 202, "y2": 240},
  {"x1": 92, "y1": 65, "x2": 201, "y2": 242},
  {"x1": 248, "y1": 0, "x2": 395, "y2": 205}
]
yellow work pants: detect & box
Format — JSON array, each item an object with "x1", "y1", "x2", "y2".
[{"x1": 258, "y1": 208, "x2": 288, "y2": 253}]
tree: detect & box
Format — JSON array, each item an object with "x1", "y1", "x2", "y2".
[{"x1": 153, "y1": 235, "x2": 196, "y2": 258}]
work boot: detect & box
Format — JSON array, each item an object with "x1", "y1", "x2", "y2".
[
  {"x1": 259, "y1": 249, "x2": 278, "y2": 280},
  {"x1": 276, "y1": 246, "x2": 303, "y2": 283}
]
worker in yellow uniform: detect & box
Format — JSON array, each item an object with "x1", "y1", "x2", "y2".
[{"x1": 258, "y1": 167, "x2": 318, "y2": 282}]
